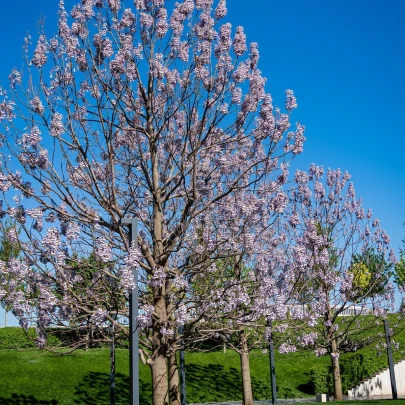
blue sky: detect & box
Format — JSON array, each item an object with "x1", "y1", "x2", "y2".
[{"x1": 0, "y1": 0, "x2": 404, "y2": 325}]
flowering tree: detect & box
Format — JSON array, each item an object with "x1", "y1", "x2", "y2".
[
  {"x1": 278, "y1": 165, "x2": 398, "y2": 400},
  {"x1": 0, "y1": 1, "x2": 305, "y2": 403},
  {"x1": 186, "y1": 219, "x2": 299, "y2": 405},
  {"x1": 0, "y1": 220, "x2": 21, "y2": 327}
]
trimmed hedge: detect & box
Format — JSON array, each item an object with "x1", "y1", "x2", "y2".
[
  {"x1": 0, "y1": 327, "x2": 62, "y2": 349},
  {"x1": 0, "y1": 327, "x2": 37, "y2": 349},
  {"x1": 309, "y1": 364, "x2": 333, "y2": 394},
  {"x1": 0, "y1": 327, "x2": 132, "y2": 349},
  {"x1": 310, "y1": 343, "x2": 405, "y2": 395}
]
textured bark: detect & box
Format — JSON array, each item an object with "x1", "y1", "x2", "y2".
[
  {"x1": 169, "y1": 351, "x2": 181, "y2": 405},
  {"x1": 150, "y1": 293, "x2": 169, "y2": 405},
  {"x1": 331, "y1": 339, "x2": 342, "y2": 401},
  {"x1": 240, "y1": 331, "x2": 253, "y2": 405},
  {"x1": 151, "y1": 353, "x2": 169, "y2": 405}
]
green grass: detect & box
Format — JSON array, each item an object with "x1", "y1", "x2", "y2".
[
  {"x1": 0, "y1": 348, "x2": 330, "y2": 404},
  {"x1": 0, "y1": 348, "x2": 145, "y2": 404},
  {"x1": 1, "y1": 314, "x2": 405, "y2": 405}
]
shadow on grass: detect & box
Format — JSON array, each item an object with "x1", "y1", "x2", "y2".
[
  {"x1": 185, "y1": 363, "x2": 271, "y2": 402},
  {"x1": 73, "y1": 371, "x2": 152, "y2": 405},
  {"x1": 297, "y1": 381, "x2": 315, "y2": 395},
  {"x1": 0, "y1": 394, "x2": 58, "y2": 404}
]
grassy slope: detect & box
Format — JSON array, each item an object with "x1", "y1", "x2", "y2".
[
  {"x1": 1, "y1": 313, "x2": 405, "y2": 404},
  {"x1": 0, "y1": 348, "x2": 330, "y2": 404}
]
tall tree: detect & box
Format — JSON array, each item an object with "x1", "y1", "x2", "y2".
[{"x1": 0, "y1": 1, "x2": 305, "y2": 404}]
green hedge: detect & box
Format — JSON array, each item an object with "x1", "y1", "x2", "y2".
[
  {"x1": 0, "y1": 327, "x2": 37, "y2": 349},
  {"x1": 0, "y1": 327, "x2": 62, "y2": 349},
  {"x1": 310, "y1": 344, "x2": 405, "y2": 395},
  {"x1": 309, "y1": 364, "x2": 333, "y2": 394},
  {"x1": 0, "y1": 327, "x2": 131, "y2": 349}
]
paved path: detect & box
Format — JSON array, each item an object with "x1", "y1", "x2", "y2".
[
  {"x1": 189, "y1": 395, "x2": 405, "y2": 405},
  {"x1": 189, "y1": 399, "x2": 316, "y2": 405}
]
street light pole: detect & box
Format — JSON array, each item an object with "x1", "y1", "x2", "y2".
[
  {"x1": 119, "y1": 218, "x2": 139, "y2": 405},
  {"x1": 179, "y1": 326, "x2": 186, "y2": 405},
  {"x1": 267, "y1": 318, "x2": 277, "y2": 404},
  {"x1": 110, "y1": 315, "x2": 116, "y2": 405},
  {"x1": 384, "y1": 319, "x2": 398, "y2": 400}
]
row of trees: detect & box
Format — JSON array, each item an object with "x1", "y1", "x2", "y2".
[{"x1": 0, "y1": 0, "x2": 403, "y2": 404}]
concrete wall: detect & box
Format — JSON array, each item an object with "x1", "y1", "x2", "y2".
[{"x1": 347, "y1": 359, "x2": 405, "y2": 397}]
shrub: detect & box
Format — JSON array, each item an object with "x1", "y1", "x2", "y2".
[
  {"x1": 0, "y1": 327, "x2": 36, "y2": 349},
  {"x1": 309, "y1": 364, "x2": 333, "y2": 394},
  {"x1": 0, "y1": 327, "x2": 62, "y2": 349}
]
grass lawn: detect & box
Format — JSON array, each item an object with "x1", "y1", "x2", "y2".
[{"x1": 0, "y1": 348, "x2": 331, "y2": 404}]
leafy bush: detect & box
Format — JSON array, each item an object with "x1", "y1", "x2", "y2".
[
  {"x1": 0, "y1": 327, "x2": 62, "y2": 349},
  {"x1": 310, "y1": 343, "x2": 405, "y2": 395},
  {"x1": 309, "y1": 364, "x2": 333, "y2": 394},
  {"x1": 0, "y1": 327, "x2": 36, "y2": 349}
]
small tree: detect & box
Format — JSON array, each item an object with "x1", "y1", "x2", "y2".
[
  {"x1": 0, "y1": 220, "x2": 21, "y2": 327},
  {"x1": 280, "y1": 165, "x2": 399, "y2": 400}
]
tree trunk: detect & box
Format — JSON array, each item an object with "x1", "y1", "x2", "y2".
[
  {"x1": 150, "y1": 293, "x2": 170, "y2": 405},
  {"x1": 168, "y1": 351, "x2": 181, "y2": 405},
  {"x1": 151, "y1": 353, "x2": 169, "y2": 405},
  {"x1": 239, "y1": 331, "x2": 253, "y2": 405},
  {"x1": 330, "y1": 339, "x2": 342, "y2": 401}
]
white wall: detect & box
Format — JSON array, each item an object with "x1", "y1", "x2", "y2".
[{"x1": 348, "y1": 359, "x2": 405, "y2": 397}]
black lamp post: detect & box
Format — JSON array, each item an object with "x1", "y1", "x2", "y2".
[
  {"x1": 119, "y1": 218, "x2": 139, "y2": 405},
  {"x1": 179, "y1": 325, "x2": 186, "y2": 405},
  {"x1": 267, "y1": 318, "x2": 277, "y2": 404},
  {"x1": 384, "y1": 319, "x2": 398, "y2": 399}
]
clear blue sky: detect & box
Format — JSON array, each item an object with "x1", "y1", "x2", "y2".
[{"x1": 0, "y1": 0, "x2": 404, "y2": 325}]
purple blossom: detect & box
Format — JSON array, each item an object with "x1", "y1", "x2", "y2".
[
  {"x1": 90, "y1": 308, "x2": 108, "y2": 325},
  {"x1": 9, "y1": 69, "x2": 22, "y2": 88},
  {"x1": 50, "y1": 113, "x2": 64, "y2": 137},
  {"x1": 295, "y1": 170, "x2": 309, "y2": 184},
  {"x1": 215, "y1": 0, "x2": 227, "y2": 20},
  {"x1": 156, "y1": 8, "x2": 169, "y2": 38},
  {"x1": 232, "y1": 62, "x2": 249, "y2": 83},
  {"x1": 279, "y1": 342, "x2": 297, "y2": 354},
  {"x1": 95, "y1": 238, "x2": 112, "y2": 263},
  {"x1": 0, "y1": 100, "x2": 16, "y2": 122},
  {"x1": 22, "y1": 126, "x2": 42, "y2": 149},
  {"x1": 31, "y1": 35, "x2": 48, "y2": 68},
  {"x1": 315, "y1": 348, "x2": 327, "y2": 356},
  {"x1": 42, "y1": 227, "x2": 60, "y2": 253},
  {"x1": 389, "y1": 249, "x2": 397, "y2": 264},
  {"x1": 140, "y1": 12, "x2": 154, "y2": 28},
  {"x1": 231, "y1": 86, "x2": 242, "y2": 105},
  {"x1": 66, "y1": 222, "x2": 81, "y2": 242},
  {"x1": 30, "y1": 97, "x2": 44, "y2": 115},
  {"x1": 137, "y1": 304, "x2": 154, "y2": 328},
  {"x1": 174, "y1": 304, "x2": 192, "y2": 326},
  {"x1": 134, "y1": 0, "x2": 147, "y2": 10},
  {"x1": 120, "y1": 8, "x2": 136, "y2": 28},
  {"x1": 216, "y1": 23, "x2": 232, "y2": 56},
  {"x1": 118, "y1": 242, "x2": 142, "y2": 291},
  {"x1": 289, "y1": 211, "x2": 300, "y2": 227},
  {"x1": 147, "y1": 266, "x2": 166, "y2": 288},
  {"x1": 195, "y1": 0, "x2": 213, "y2": 10},
  {"x1": 107, "y1": 0, "x2": 120, "y2": 13},
  {"x1": 285, "y1": 89, "x2": 298, "y2": 112},
  {"x1": 249, "y1": 42, "x2": 259, "y2": 69},
  {"x1": 233, "y1": 26, "x2": 247, "y2": 56}
]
